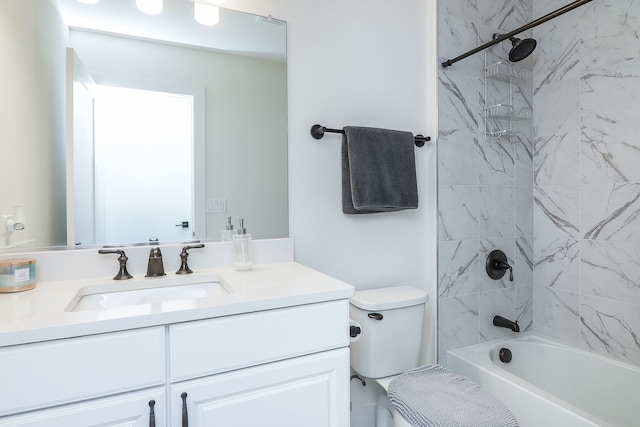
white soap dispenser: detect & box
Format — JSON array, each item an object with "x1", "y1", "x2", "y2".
[
  {"x1": 221, "y1": 216, "x2": 234, "y2": 241},
  {"x1": 233, "y1": 218, "x2": 252, "y2": 271}
]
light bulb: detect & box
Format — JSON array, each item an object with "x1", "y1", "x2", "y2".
[
  {"x1": 136, "y1": 0, "x2": 163, "y2": 15},
  {"x1": 194, "y1": 3, "x2": 219, "y2": 26}
]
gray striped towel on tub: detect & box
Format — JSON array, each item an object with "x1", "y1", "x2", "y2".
[{"x1": 388, "y1": 364, "x2": 519, "y2": 427}]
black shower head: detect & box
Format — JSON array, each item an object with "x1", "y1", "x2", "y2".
[
  {"x1": 508, "y1": 36, "x2": 537, "y2": 62},
  {"x1": 493, "y1": 33, "x2": 537, "y2": 62}
]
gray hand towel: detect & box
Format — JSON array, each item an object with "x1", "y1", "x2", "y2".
[
  {"x1": 342, "y1": 126, "x2": 419, "y2": 214},
  {"x1": 388, "y1": 364, "x2": 519, "y2": 427}
]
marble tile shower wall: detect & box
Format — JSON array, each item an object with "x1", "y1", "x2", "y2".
[
  {"x1": 532, "y1": 0, "x2": 640, "y2": 365},
  {"x1": 437, "y1": 0, "x2": 534, "y2": 363},
  {"x1": 437, "y1": 0, "x2": 640, "y2": 366}
]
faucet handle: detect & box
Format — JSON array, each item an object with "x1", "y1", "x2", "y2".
[
  {"x1": 486, "y1": 249, "x2": 513, "y2": 282},
  {"x1": 496, "y1": 261, "x2": 514, "y2": 281},
  {"x1": 99, "y1": 249, "x2": 133, "y2": 280},
  {"x1": 176, "y1": 244, "x2": 205, "y2": 275}
]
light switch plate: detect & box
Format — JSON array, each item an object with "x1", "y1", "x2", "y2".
[{"x1": 206, "y1": 198, "x2": 227, "y2": 213}]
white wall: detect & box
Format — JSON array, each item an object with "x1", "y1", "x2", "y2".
[{"x1": 0, "y1": 0, "x2": 67, "y2": 248}]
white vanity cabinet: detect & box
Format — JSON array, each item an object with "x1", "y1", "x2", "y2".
[
  {"x1": 168, "y1": 300, "x2": 350, "y2": 426},
  {"x1": 0, "y1": 299, "x2": 351, "y2": 426}
]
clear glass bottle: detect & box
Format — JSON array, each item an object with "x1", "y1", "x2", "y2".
[
  {"x1": 221, "y1": 216, "x2": 234, "y2": 242},
  {"x1": 233, "y1": 218, "x2": 252, "y2": 271}
]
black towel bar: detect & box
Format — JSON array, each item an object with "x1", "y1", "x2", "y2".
[{"x1": 310, "y1": 124, "x2": 431, "y2": 147}]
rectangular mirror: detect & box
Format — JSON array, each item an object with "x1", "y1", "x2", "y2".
[{"x1": 0, "y1": 0, "x2": 288, "y2": 251}]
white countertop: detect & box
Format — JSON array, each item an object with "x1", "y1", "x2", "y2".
[{"x1": 0, "y1": 262, "x2": 354, "y2": 347}]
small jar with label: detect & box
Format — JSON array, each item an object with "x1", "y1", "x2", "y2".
[{"x1": 0, "y1": 258, "x2": 36, "y2": 293}]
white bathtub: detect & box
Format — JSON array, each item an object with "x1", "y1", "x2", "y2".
[{"x1": 447, "y1": 333, "x2": 640, "y2": 427}]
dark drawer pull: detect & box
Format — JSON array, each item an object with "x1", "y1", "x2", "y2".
[
  {"x1": 149, "y1": 400, "x2": 156, "y2": 427},
  {"x1": 181, "y1": 392, "x2": 189, "y2": 427}
]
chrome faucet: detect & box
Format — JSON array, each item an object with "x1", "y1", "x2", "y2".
[
  {"x1": 493, "y1": 315, "x2": 520, "y2": 332},
  {"x1": 145, "y1": 247, "x2": 166, "y2": 277}
]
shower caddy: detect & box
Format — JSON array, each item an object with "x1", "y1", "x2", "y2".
[{"x1": 483, "y1": 56, "x2": 532, "y2": 140}]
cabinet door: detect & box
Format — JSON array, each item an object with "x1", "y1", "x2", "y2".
[
  {"x1": 170, "y1": 348, "x2": 350, "y2": 427},
  {"x1": 0, "y1": 387, "x2": 165, "y2": 427}
]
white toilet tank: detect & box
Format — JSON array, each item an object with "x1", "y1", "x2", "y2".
[{"x1": 350, "y1": 286, "x2": 428, "y2": 379}]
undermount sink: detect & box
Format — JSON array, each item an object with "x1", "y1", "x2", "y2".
[{"x1": 65, "y1": 274, "x2": 233, "y2": 312}]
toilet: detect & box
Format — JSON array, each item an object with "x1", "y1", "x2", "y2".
[
  {"x1": 350, "y1": 286, "x2": 519, "y2": 427},
  {"x1": 349, "y1": 285, "x2": 428, "y2": 427}
]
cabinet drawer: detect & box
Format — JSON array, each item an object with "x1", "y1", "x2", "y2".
[
  {"x1": 0, "y1": 327, "x2": 165, "y2": 416},
  {"x1": 169, "y1": 300, "x2": 349, "y2": 381}
]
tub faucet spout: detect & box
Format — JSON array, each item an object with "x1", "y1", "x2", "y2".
[{"x1": 493, "y1": 315, "x2": 520, "y2": 332}]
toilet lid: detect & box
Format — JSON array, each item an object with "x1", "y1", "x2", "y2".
[{"x1": 350, "y1": 286, "x2": 428, "y2": 311}]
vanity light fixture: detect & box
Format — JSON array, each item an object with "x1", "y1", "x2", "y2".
[
  {"x1": 77, "y1": 0, "x2": 100, "y2": 4},
  {"x1": 193, "y1": 0, "x2": 225, "y2": 26},
  {"x1": 136, "y1": 0, "x2": 163, "y2": 15}
]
